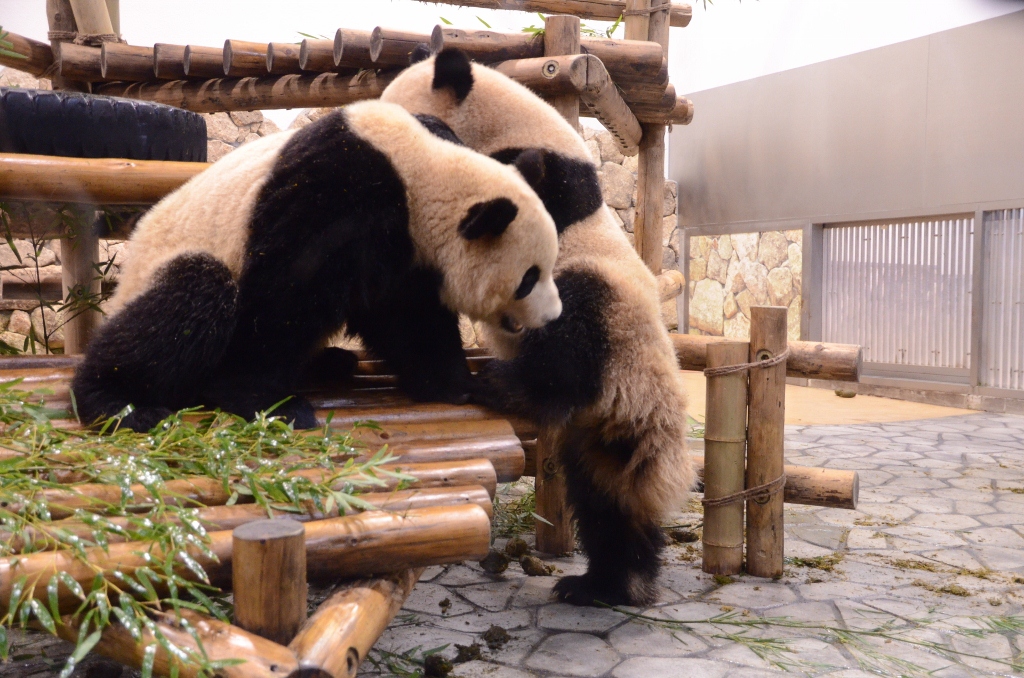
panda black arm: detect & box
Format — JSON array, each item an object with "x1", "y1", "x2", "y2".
[
  {"x1": 473, "y1": 268, "x2": 612, "y2": 424},
  {"x1": 347, "y1": 268, "x2": 474, "y2": 404}
]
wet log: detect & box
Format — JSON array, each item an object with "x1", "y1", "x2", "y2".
[
  {"x1": 670, "y1": 334, "x2": 863, "y2": 382},
  {"x1": 53, "y1": 609, "x2": 299, "y2": 678},
  {"x1": 370, "y1": 28, "x2": 433, "y2": 66},
  {"x1": 288, "y1": 569, "x2": 421, "y2": 678},
  {"x1": 412, "y1": 0, "x2": 692, "y2": 27},
  {"x1": 691, "y1": 456, "x2": 859, "y2": 511},
  {"x1": 431, "y1": 25, "x2": 666, "y2": 83},
  {"x1": 100, "y1": 43, "x2": 153, "y2": 80},
  {"x1": 1, "y1": 504, "x2": 491, "y2": 615},
  {"x1": 153, "y1": 43, "x2": 186, "y2": 79},
  {"x1": 224, "y1": 39, "x2": 269, "y2": 77},
  {"x1": 334, "y1": 29, "x2": 375, "y2": 69},
  {"x1": 182, "y1": 44, "x2": 224, "y2": 78},
  {"x1": 0, "y1": 30, "x2": 54, "y2": 76},
  {"x1": 268, "y1": 42, "x2": 303, "y2": 74},
  {"x1": 94, "y1": 69, "x2": 400, "y2": 113}
]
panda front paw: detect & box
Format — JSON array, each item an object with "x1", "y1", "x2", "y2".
[
  {"x1": 119, "y1": 406, "x2": 174, "y2": 433},
  {"x1": 302, "y1": 347, "x2": 359, "y2": 388},
  {"x1": 273, "y1": 396, "x2": 319, "y2": 429}
]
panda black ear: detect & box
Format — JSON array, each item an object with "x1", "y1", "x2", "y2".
[
  {"x1": 433, "y1": 48, "x2": 474, "y2": 103},
  {"x1": 513, "y1": 148, "x2": 547, "y2": 191},
  {"x1": 410, "y1": 43, "x2": 432, "y2": 65},
  {"x1": 459, "y1": 198, "x2": 518, "y2": 241}
]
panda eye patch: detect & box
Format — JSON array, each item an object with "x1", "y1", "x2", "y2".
[{"x1": 515, "y1": 266, "x2": 541, "y2": 300}]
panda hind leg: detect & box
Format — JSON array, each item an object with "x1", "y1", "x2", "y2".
[
  {"x1": 300, "y1": 346, "x2": 360, "y2": 389},
  {"x1": 71, "y1": 253, "x2": 238, "y2": 432},
  {"x1": 554, "y1": 436, "x2": 664, "y2": 607}
]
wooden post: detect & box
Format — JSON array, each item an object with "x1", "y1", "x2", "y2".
[
  {"x1": 627, "y1": 0, "x2": 670, "y2": 274},
  {"x1": 542, "y1": 15, "x2": 580, "y2": 128},
  {"x1": 68, "y1": 0, "x2": 114, "y2": 36},
  {"x1": 59, "y1": 212, "x2": 101, "y2": 355},
  {"x1": 534, "y1": 427, "x2": 573, "y2": 555},
  {"x1": 702, "y1": 341, "x2": 748, "y2": 575},
  {"x1": 232, "y1": 519, "x2": 307, "y2": 644},
  {"x1": 745, "y1": 306, "x2": 787, "y2": 578},
  {"x1": 46, "y1": 0, "x2": 88, "y2": 92}
]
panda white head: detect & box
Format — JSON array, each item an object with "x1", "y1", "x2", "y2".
[
  {"x1": 380, "y1": 48, "x2": 592, "y2": 161},
  {"x1": 341, "y1": 100, "x2": 562, "y2": 332}
]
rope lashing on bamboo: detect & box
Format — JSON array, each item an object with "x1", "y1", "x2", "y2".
[
  {"x1": 621, "y1": 6, "x2": 670, "y2": 15},
  {"x1": 700, "y1": 346, "x2": 790, "y2": 508},
  {"x1": 48, "y1": 29, "x2": 124, "y2": 45}
]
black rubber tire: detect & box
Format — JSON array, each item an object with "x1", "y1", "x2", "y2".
[{"x1": 0, "y1": 88, "x2": 207, "y2": 161}]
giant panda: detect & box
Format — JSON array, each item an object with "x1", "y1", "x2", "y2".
[
  {"x1": 381, "y1": 49, "x2": 695, "y2": 607},
  {"x1": 72, "y1": 99, "x2": 562, "y2": 433}
]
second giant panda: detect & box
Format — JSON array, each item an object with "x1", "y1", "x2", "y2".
[
  {"x1": 72, "y1": 100, "x2": 561, "y2": 433},
  {"x1": 381, "y1": 50, "x2": 695, "y2": 607}
]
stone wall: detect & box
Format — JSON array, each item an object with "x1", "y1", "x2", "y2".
[{"x1": 687, "y1": 230, "x2": 802, "y2": 341}]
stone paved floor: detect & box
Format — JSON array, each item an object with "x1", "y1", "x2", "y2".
[{"x1": 362, "y1": 413, "x2": 1024, "y2": 678}]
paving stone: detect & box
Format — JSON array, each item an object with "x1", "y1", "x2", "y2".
[
  {"x1": 509, "y1": 576, "x2": 556, "y2": 607},
  {"x1": 613, "y1": 657, "x2": 732, "y2": 678},
  {"x1": 537, "y1": 603, "x2": 627, "y2": 632},
  {"x1": 846, "y1": 528, "x2": 887, "y2": 550},
  {"x1": 420, "y1": 565, "x2": 445, "y2": 582},
  {"x1": 458, "y1": 580, "x2": 521, "y2": 612},
  {"x1": 882, "y1": 526, "x2": 966, "y2": 548},
  {"x1": 907, "y1": 513, "x2": 980, "y2": 530},
  {"x1": 783, "y1": 539, "x2": 837, "y2": 559},
  {"x1": 437, "y1": 563, "x2": 497, "y2": 586},
  {"x1": 435, "y1": 609, "x2": 533, "y2": 633},
  {"x1": 482, "y1": 627, "x2": 547, "y2": 665},
  {"x1": 972, "y1": 544, "x2": 1024, "y2": 571},
  {"x1": 952, "y1": 500, "x2": 996, "y2": 515},
  {"x1": 447, "y1": 661, "x2": 536, "y2": 678},
  {"x1": 706, "y1": 642, "x2": 774, "y2": 668},
  {"x1": 375, "y1": 623, "x2": 476, "y2": 654},
  {"x1": 961, "y1": 526, "x2": 1024, "y2": 548},
  {"x1": 709, "y1": 582, "x2": 799, "y2": 609},
  {"x1": 917, "y1": 549, "x2": 986, "y2": 571},
  {"x1": 777, "y1": 637, "x2": 851, "y2": 670},
  {"x1": 607, "y1": 621, "x2": 708, "y2": 656},
  {"x1": 798, "y1": 582, "x2": 880, "y2": 602},
  {"x1": 525, "y1": 633, "x2": 620, "y2": 676},
  {"x1": 402, "y1": 582, "x2": 476, "y2": 616},
  {"x1": 725, "y1": 670, "x2": 790, "y2": 678}
]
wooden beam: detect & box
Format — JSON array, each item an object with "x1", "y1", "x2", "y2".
[
  {"x1": 334, "y1": 29, "x2": 375, "y2": 69},
  {"x1": 94, "y1": 69, "x2": 400, "y2": 113},
  {"x1": 412, "y1": 0, "x2": 692, "y2": 27},
  {"x1": 0, "y1": 30, "x2": 54, "y2": 76},
  {"x1": 183, "y1": 44, "x2": 225, "y2": 78},
  {"x1": 690, "y1": 455, "x2": 859, "y2": 511},
  {"x1": 300, "y1": 39, "x2": 337, "y2": 72},
  {"x1": 233, "y1": 520, "x2": 307, "y2": 644},
  {"x1": 670, "y1": 334, "x2": 863, "y2": 382},
  {"x1": 59, "y1": 216, "x2": 101, "y2": 354},
  {"x1": 370, "y1": 28, "x2": 433, "y2": 66},
  {"x1": 543, "y1": 15, "x2": 581, "y2": 126},
  {"x1": 100, "y1": 42, "x2": 153, "y2": 80},
  {"x1": 152, "y1": 43, "x2": 186, "y2": 79},
  {"x1": 55, "y1": 42, "x2": 104, "y2": 81},
  {"x1": 267, "y1": 42, "x2": 303, "y2": 74},
  {"x1": 224, "y1": 39, "x2": 269, "y2": 77}
]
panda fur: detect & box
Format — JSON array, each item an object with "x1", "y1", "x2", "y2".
[
  {"x1": 381, "y1": 50, "x2": 695, "y2": 607},
  {"x1": 73, "y1": 99, "x2": 561, "y2": 433}
]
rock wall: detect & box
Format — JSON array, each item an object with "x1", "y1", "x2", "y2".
[{"x1": 687, "y1": 231, "x2": 802, "y2": 341}]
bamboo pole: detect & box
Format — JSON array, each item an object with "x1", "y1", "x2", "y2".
[
  {"x1": 701, "y1": 341, "x2": 748, "y2": 575},
  {"x1": 0, "y1": 153, "x2": 207, "y2": 205},
  {"x1": 46, "y1": 0, "x2": 88, "y2": 92},
  {"x1": 299, "y1": 39, "x2": 337, "y2": 72},
  {"x1": 745, "y1": 306, "x2": 788, "y2": 578},
  {"x1": 100, "y1": 43, "x2": 153, "y2": 80},
  {"x1": 267, "y1": 42, "x2": 303, "y2": 74},
  {"x1": 0, "y1": 504, "x2": 491, "y2": 615},
  {"x1": 411, "y1": 0, "x2": 693, "y2": 27},
  {"x1": 695, "y1": 457, "x2": 859, "y2": 510},
  {"x1": 14, "y1": 456, "x2": 503, "y2": 519},
  {"x1": 0, "y1": 30, "x2": 54, "y2": 75},
  {"x1": 370, "y1": 28, "x2": 434, "y2": 66},
  {"x1": 542, "y1": 15, "x2": 581, "y2": 127},
  {"x1": 233, "y1": 519, "x2": 307, "y2": 644},
  {"x1": 224, "y1": 39, "x2": 269, "y2": 77},
  {"x1": 59, "y1": 213, "x2": 101, "y2": 354},
  {"x1": 68, "y1": 0, "x2": 114, "y2": 36},
  {"x1": 94, "y1": 69, "x2": 400, "y2": 113},
  {"x1": 104, "y1": 0, "x2": 119, "y2": 35},
  {"x1": 670, "y1": 334, "x2": 863, "y2": 382},
  {"x1": 288, "y1": 569, "x2": 421, "y2": 678},
  {"x1": 53, "y1": 609, "x2": 300, "y2": 678},
  {"x1": 183, "y1": 44, "x2": 225, "y2": 78},
  {"x1": 4, "y1": 485, "x2": 495, "y2": 553},
  {"x1": 533, "y1": 427, "x2": 574, "y2": 555},
  {"x1": 153, "y1": 43, "x2": 186, "y2": 79},
  {"x1": 334, "y1": 29, "x2": 375, "y2": 69}
]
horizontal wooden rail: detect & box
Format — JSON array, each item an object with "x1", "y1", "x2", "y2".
[
  {"x1": 691, "y1": 454, "x2": 858, "y2": 510},
  {"x1": 0, "y1": 153, "x2": 206, "y2": 204},
  {"x1": 670, "y1": 334, "x2": 863, "y2": 382},
  {"x1": 413, "y1": 0, "x2": 693, "y2": 27}
]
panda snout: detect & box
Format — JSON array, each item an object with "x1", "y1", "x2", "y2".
[{"x1": 501, "y1": 314, "x2": 525, "y2": 334}]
